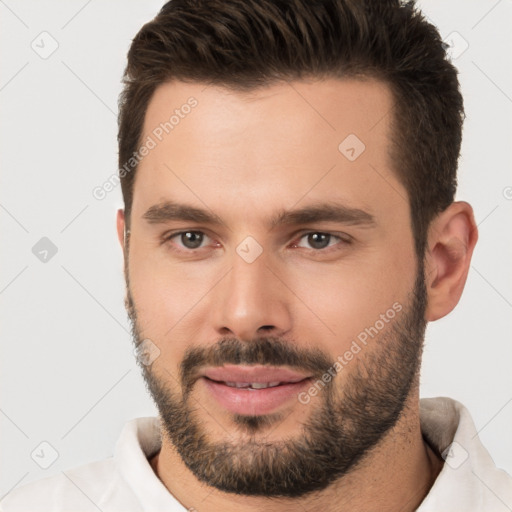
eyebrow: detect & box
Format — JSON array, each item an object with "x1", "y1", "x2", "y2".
[
  {"x1": 143, "y1": 202, "x2": 223, "y2": 225},
  {"x1": 142, "y1": 201, "x2": 375, "y2": 229},
  {"x1": 269, "y1": 203, "x2": 375, "y2": 229}
]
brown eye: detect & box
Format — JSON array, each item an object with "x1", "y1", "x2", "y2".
[
  {"x1": 293, "y1": 231, "x2": 350, "y2": 253},
  {"x1": 179, "y1": 231, "x2": 204, "y2": 249},
  {"x1": 306, "y1": 233, "x2": 331, "y2": 249}
]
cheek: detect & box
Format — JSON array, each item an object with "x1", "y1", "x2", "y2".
[
  {"x1": 128, "y1": 241, "x2": 224, "y2": 340},
  {"x1": 285, "y1": 249, "x2": 416, "y2": 352}
]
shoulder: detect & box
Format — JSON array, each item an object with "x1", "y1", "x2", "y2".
[
  {"x1": 419, "y1": 397, "x2": 512, "y2": 512},
  {"x1": 1, "y1": 417, "x2": 161, "y2": 512},
  {"x1": 0, "y1": 457, "x2": 138, "y2": 512}
]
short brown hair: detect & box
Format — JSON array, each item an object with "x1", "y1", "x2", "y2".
[{"x1": 118, "y1": 0, "x2": 463, "y2": 256}]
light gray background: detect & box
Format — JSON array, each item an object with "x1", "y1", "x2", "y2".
[{"x1": 1, "y1": 0, "x2": 511, "y2": 498}]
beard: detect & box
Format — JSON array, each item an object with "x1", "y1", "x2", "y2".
[{"x1": 125, "y1": 264, "x2": 427, "y2": 498}]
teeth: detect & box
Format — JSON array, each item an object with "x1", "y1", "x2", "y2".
[
  {"x1": 224, "y1": 381, "x2": 282, "y2": 389},
  {"x1": 250, "y1": 382, "x2": 281, "y2": 389},
  {"x1": 225, "y1": 382, "x2": 250, "y2": 388}
]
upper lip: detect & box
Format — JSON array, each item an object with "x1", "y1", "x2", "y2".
[{"x1": 201, "y1": 365, "x2": 311, "y2": 384}]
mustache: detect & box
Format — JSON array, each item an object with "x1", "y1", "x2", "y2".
[{"x1": 180, "y1": 336, "x2": 333, "y2": 394}]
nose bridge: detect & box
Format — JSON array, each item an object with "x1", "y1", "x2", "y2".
[{"x1": 213, "y1": 247, "x2": 292, "y2": 339}]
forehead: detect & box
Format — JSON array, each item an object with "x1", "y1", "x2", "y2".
[{"x1": 133, "y1": 78, "x2": 406, "y2": 224}]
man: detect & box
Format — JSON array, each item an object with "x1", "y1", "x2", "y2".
[{"x1": 2, "y1": 0, "x2": 511, "y2": 510}]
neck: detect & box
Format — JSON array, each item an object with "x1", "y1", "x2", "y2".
[{"x1": 150, "y1": 394, "x2": 443, "y2": 512}]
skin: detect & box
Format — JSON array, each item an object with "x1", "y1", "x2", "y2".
[{"x1": 116, "y1": 78, "x2": 477, "y2": 511}]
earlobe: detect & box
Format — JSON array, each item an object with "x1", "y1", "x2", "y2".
[
  {"x1": 424, "y1": 202, "x2": 478, "y2": 322},
  {"x1": 116, "y1": 209, "x2": 125, "y2": 248}
]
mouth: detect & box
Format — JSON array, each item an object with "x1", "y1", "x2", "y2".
[
  {"x1": 199, "y1": 365, "x2": 312, "y2": 416},
  {"x1": 211, "y1": 380, "x2": 298, "y2": 389}
]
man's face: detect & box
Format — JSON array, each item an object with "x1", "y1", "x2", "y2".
[{"x1": 122, "y1": 79, "x2": 426, "y2": 496}]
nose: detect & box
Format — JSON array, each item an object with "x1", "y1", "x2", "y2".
[{"x1": 212, "y1": 251, "x2": 293, "y2": 341}]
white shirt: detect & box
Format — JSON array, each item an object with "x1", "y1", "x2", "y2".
[{"x1": 2, "y1": 397, "x2": 511, "y2": 511}]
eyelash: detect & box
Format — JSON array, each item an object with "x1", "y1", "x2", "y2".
[{"x1": 162, "y1": 230, "x2": 352, "y2": 254}]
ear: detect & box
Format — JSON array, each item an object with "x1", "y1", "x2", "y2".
[
  {"x1": 424, "y1": 201, "x2": 478, "y2": 322},
  {"x1": 116, "y1": 209, "x2": 125, "y2": 249}
]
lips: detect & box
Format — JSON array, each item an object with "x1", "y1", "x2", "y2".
[
  {"x1": 200, "y1": 365, "x2": 312, "y2": 415},
  {"x1": 203, "y1": 365, "x2": 310, "y2": 384}
]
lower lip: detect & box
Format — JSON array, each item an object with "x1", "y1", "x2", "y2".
[{"x1": 202, "y1": 377, "x2": 311, "y2": 416}]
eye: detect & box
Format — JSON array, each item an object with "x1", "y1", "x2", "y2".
[
  {"x1": 294, "y1": 232, "x2": 347, "y2": 250},
  {"x1": 167, "y1": 231, "x2": 210, "y2": 250}
]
